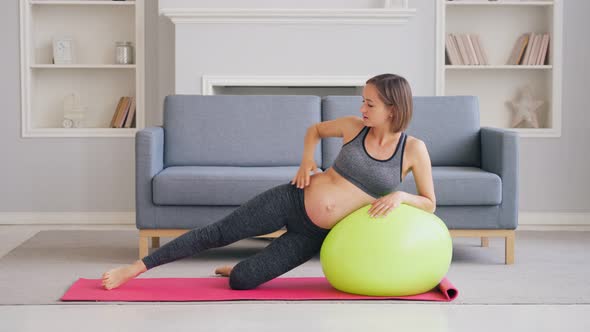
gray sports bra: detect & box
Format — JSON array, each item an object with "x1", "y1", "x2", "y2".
[{"x1": 331, "y1": 126, "x2": 407, "y2": 198}]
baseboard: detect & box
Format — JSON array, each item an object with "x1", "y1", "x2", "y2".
[
  {"x1": 518, "y1": 212, "x2": 590, "y2": 231},
  {"x1": 0, "y1": 211, "x2": 589, "y2": 231},
  {"x1": 0, "y1": 212, "x2": 135, "y2": 225}
]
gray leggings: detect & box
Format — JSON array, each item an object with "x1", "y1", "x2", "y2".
[{"x1": 141, "y1": 183, "x2": 330, "y2": 290}]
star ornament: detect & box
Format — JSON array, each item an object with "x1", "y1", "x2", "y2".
[{"x1": 506, "y1": 86, "x2": 544, "y2": 128}]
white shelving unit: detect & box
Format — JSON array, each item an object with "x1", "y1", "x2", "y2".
[
  {"x1": 436, "y1": 0, "x2": 563, "y2": 138},
  {"x1": 20, "y1": 0, "x2": 144, "y2": 138}
]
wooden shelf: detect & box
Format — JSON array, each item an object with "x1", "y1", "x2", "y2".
[
  {"x1": 446, "y1": 1, "x2": 553, "y2": 6},
  {"x1": 24, "y1": 127, "x2": 139, "y2": 138},
  {"x1": 437, "y1": 0, "x2": 562, "y2": 138},
  {"x1": 445, "y1": 65, "x2": 553, "y2": 70},
  {"x1": 20, "y1": 0, "x2": 144, "y2": 137},
  {"x1": 30, "y1": 64, "x2": 136, "y2": 69},
  {"x1": 30, "y1": 1, "x2": 135, "y2": 6}
]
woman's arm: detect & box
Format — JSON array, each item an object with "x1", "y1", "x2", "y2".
[
  {"x1": 295, "y1": 116, "x2": 362, "y2": 188},
  {"x1": 301, "y1": 125, "x2": 321, "y2": 162},
  {"x1": 400, "y1": 139, "x2": 436, "y2": 213},
  {"x1": 302, "y1": 116, "x2": 358, "y2": 161},
  {"x1": 368, "y1": 139, "x2": 436, "y2": 217}
]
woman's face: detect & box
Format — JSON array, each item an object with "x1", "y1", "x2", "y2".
[{"x1": 360, "y1": 84, "x2": 392, "y2": 127}]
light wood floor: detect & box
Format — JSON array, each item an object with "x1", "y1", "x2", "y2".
[{"x1": 0, "y1": 225, "x2": 588, "y2": 332}]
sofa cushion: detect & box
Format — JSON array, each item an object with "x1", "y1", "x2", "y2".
[
  {"x1": 321, "y1": 96, "x2": 481, "y2": 168},
  {"x1": 153, "y1": 166, "x2": 500, "y2": 207},
  {"x1": 397, "y1": 167, "x2": 501, "y2": 206},
  {"x1": 153, "y1": 166, "x2": 300, "y2": 206},
  {"x1": 163, "y1": 95, "x2": 322, "y2": 167}
]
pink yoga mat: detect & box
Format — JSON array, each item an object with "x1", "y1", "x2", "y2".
[{"x1": 61, "y1": 277, "x2": 458, "y2": 302}]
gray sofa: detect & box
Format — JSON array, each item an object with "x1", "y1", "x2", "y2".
[{"x1": 136, "y1": 95, "x2": 519, "y2": 264}]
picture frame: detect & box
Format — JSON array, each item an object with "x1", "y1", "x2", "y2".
[{"x1": 52, "y1": 37, "x2": 74, "y2": 65}]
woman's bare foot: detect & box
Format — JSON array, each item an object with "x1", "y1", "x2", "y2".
[
  {"x1": 214, "y1": 265, "x2": 233, "y2": 277},
  {"x1": 102, "y1": 260, "x2": 147, "y2": 290}
]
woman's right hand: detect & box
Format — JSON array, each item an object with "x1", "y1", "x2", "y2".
[{"x1": 291, "y1": 159, "x2": 320, "y2": 189}]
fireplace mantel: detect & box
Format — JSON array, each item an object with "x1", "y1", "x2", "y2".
[
  {"x1": 201, "y1": 75, "x2": 368, "y2": 95},
  {"x1": 161, "y1": 1, "x2": 422, "y2": 95},
  {"x1": 160, "y1": 7, "x2": 417, "y2": 25}
]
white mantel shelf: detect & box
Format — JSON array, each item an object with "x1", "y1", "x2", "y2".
[
  {"x1": 201, "y1": 75, "x2": 369, "y2": 95},
  {"x1": 160, "y1": 8, "x2": 417, "y2": 25}
]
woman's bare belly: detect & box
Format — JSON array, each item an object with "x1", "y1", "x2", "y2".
[{"x1": 303, "y1": 167, "x2": 376, "y2": 229}]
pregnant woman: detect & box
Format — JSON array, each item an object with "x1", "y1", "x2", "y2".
[{"x1": 101, "y1": 73, "x2": 436, "y2": 291}]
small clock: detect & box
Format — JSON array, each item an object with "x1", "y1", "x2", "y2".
[{"x1": 52, "y1": 38, "x2": 74, "y2": 65}]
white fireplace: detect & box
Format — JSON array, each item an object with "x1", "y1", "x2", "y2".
[{"x1": 158, "y1": 1, "x2": 433, "y2": 97}]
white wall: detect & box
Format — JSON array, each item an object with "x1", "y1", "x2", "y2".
[
  {"x1": 518, "y1": 0, "x2": 590, "y2": 212},
  {"x1": 0, "y1": 0, "x2": 588, "y2": 223}
]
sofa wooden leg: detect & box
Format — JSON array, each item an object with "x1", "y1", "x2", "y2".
[
  {"x1": 481, "y1": 237, "x2": 489, "y2": 247},
  {"x1": 139, "y1": 235, "x2": 149, "y2": 260},
  {"x1": 151, "y1": 237, "x2": 160, "y2": 249},
  {"x1": 505, "y1": 231, "x2": 515, "y2": 265},
  {"x1": 450, "y1": 229, "x2": 516, "y2": 264}
]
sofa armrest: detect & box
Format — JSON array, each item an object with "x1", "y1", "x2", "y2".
[
  {"x1": 481, "y1": 127, "x2": 519, "y2": 229},
  {"x1": 136, "y1": 127, "x2": 164, "y2": 229}
]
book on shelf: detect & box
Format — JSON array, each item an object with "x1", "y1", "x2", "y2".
[
  {"x1": 461, "y1": 34, "x2": 475, "y2": 65},
  {"x1": 110, "y1": 96, "x2": 136, "y2": 128},
  {"x1": 445, "y1": 34, "x2": 461, "y2": 65},
  {"x1": 123, "y1": 97, "x2": 136, "y2": 128},
  {"x1": 113, "y1": 96, "x2": 130, "y2": 128},
  {"x1": 110, "y1": 97, "x2": 125, "y2": 128},
  {"x1": 448, "y1": 33, "x2": 467, "y2": 64},
  {"x1": 536, "y1": 33, "x2": 550, "y2": 65},
  {"x1": 506, "y1": 33, "x2": 528, "y2": 65},
  {"x1": 445, "y1": 33, "x2": 489, "y2": 66},
  {"x1": 527, "y1": 33, "x2": 541, "y2": 64},
  {"x1": 473, "y1": 35, "x2": 489, "y2": 65},
  {"x1": 507, "y1": 32, "x2": 550, "y2": 65}
]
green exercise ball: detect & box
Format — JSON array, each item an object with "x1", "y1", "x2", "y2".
[{"x1": 320, "y1": 203, "x2": 452, "y2": 297}]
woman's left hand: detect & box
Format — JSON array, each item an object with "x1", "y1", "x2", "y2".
[{"x1": 368, "y1": 192, "x2": 403, "y2": 218}]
